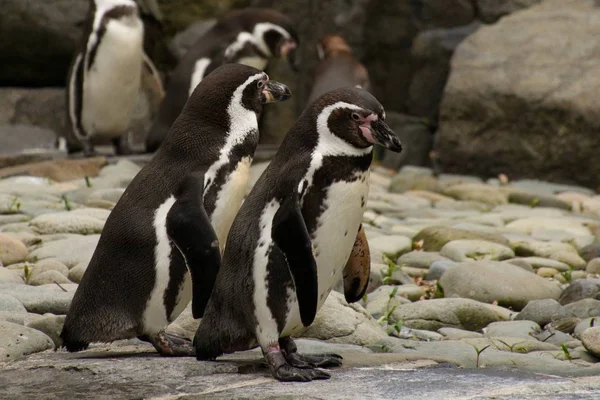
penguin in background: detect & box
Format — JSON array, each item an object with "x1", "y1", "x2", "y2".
[
  {"x1": 194, "y1": 87, "x2": 402, "y2": 381},
  {"x1": 145, "y1": 8, "x2": 299, "y2": 153},
  {"x1": 65, "y1": 0, "x2": 162, "y2": 157},
  {"x1": 306, "y1": 34, "x2": 371, "y2": 105},
  {"x1": 60, "y1": 64, "x2": 291, "y2": 356}
]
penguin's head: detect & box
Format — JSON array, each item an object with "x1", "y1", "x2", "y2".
[
  {"x1": 316, "y1": 34, "x2": 352, "y2": 61},
  {"x1": 229, "y1": 9, "x2": 300, "y2": 71},
  {"x1": 185, "y1": 64, "x2": 291, "y2": 121},
  {"x1": 311, "y1": 87, "x2": 402, "y2": 153}
]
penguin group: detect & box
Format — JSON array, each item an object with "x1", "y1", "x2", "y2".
[{"x1": 61, "y1": 1, "x2": 403, "y2": 383}]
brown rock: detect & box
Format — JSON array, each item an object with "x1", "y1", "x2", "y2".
[{"x1": 0, "y1": 157, "x2": 108, "y2": 182}]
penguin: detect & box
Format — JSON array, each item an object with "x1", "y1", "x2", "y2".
[
  {"x1": 66, "y1": 0, "x2": 149, "y2": 157},
  {"x1": 193, "y1": 86, "x2": 402, "y2": 381},
  {"x1": 60, "y1": 64, "x2": 292, "y2": 356},
  {"x1": 306, "y1": 34, "x2": 371, "y2": 105},
  {"x1": 145, "y1": 8, "x2": 299, "y2": 153}
]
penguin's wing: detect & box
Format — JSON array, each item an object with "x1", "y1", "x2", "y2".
[
  {"x1": 342, "y1": 224, "x2": 371, "y2": 303},
  {"x1": 166, "y1": 170, "x2": 221, "y2": 319},
  {"x1": 272, "y1": 190, "x2": 318, "y2": 327}
]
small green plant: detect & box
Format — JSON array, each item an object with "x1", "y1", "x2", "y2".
[
  {"x1": 387, "y1": 320, "x2": 404, "y2": 336},
  {"x1": 23, "y1": 263, "x2": 32, "y2": 284},
  {"x1": 6, "y1": 196, "x2": 21, "y2": 214},
  {"x1": 377, "y1": 286, "x2": 398, "y2": 326},
  {"x1": 560, "y1": 343, "x2": 572, "y2": 361},
  {"x1": 382, "y1": 260, "x2": 398, "y2": 285},
  {"x1": 472, "y1": 345, "x2": 490, "y2": 368},
  {"x1": 434, "y1": 281, "x2": 444, "y2": 298},
  {"x1": 84, "y1": 176, "x2": 92, "y2": 188},
  {"x1": 530, "y1": 198, "x2": 541, "y2": 208},
  {"x1": 560, "y1": 267, "x2": 574, "y2": 283},
  {"x1": 492, "y1": 339, "x2": 527, "y2": 353},
  {"x1": 61, "y1": 195, "x2": 72, "y2": 211}
]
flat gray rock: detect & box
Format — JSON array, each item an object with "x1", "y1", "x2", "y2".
[
  {"x1": 0, "y1": 293, "x2": 26, "y2": 312},
  {"x1": 515, "y1": 299, "x2": 564, "y2": 326},
  {"x1": 0, "y1": 321, "x2": 53, "y2": 361},
  {"x1": 484, "y1": 320, "x2": 541, "y2": 339},
  {"x1": 0, "y1": 282, "x2": 75, "y2": 314}
]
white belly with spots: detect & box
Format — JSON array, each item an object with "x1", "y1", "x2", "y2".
[
  {"x1": 82, "y1": 18, "x2": 143, "y2": 138},
  {"x1": 209, "y1": 157, "x2": 253, "y2": 247},
  {"x1": 281, "y1": 172, "x2": 370, "y2": 336}
]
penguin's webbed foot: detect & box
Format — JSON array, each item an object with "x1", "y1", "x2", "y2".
[
  {"x1": 81, "y1": 140, "x2": 98, "y2": 158},
  {"x1": 144, "y1": 331, "x2": 196, "y2": 357},
  {"x1": 264, "y1": 345, "x2": 331, "y2": 382},
  {"x1": 279, "y1": 336, "x2": 343, "y2": 368}
]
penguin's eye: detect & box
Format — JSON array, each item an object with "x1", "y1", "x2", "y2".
[
  {"x1": 351, "y1": 112, "x2": 361, "y2": 121},
  {"x1": 257, "y1": 80, "x2": 266, "y2": 88}
]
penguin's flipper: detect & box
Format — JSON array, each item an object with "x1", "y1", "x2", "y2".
[
  {"x1": 342, "y1": 224, "x2": 371, "y2": 303},
  {"x1": 272, "y1": 192, "x2": 318, "y2": 327},
  {"x1": 166, "y1": 171, "x2": 221, "y2": 319}
]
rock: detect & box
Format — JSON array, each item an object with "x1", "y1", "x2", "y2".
[
  {"x1": 506, "y1": 217, "x2": 591, "y2": 237},
  {"x1": 0, "y1": 233, "x2": 28, "y2": 265},
  {"x1": 29, "y1": 211, "x2": 105, "y2": 235},
  {"x1": 364, "y1": 285, "x2": 412, "y2": 320},
  {"x1": 29, "y1": 270, "x2": 71, "y2": 286},
  {"x1": 484, "y1": 320, "x2": 541, "y2": 340},
  {"x1": 443, "y1": 184, "x2": 508, "y2": 206},
  {"x1": 0, "y1": 294, "x2": 26, "y2": 313},
  {"x1": 0, "y1": 267, "x2": 25, "y2": 284},
  {"x1": 440, "y1": 239, "x2": 515, "y2": 262},
  {"x1": 476, "y1": 0, "x2": 543, "y2": 23},
  {"x1": 26, "y1": 314, "x2": 65, "y2": 347},
  {"x1": 67, "y1": 262, "x2": 88, "y2": 284},
  {"x1": 581, "y1": 327, "x2": 600, "y2": 358},
  {"x1": 463, "y1": 336, "x2": 558, "y2": 353},
  {"x1": 515, "y1": 299, "x2": 564, "y2": 327},
  {"x1": 0, "y1": 321, "x2": 54, "y2": 361},
  {"x1": 31, "y1": 259, "x2": 69, "y2": 279},
  {"x1": 0, "y1": 157, "x2": 108, "y2": 182},
  {"x1": 404, "y1": 190, "x2": 453, "y2": 204},
  {"x1": 0, "y1": 124, "x2": 58, "y2": 156},
  {"x1": 438, "y1": 327, "x2": 483, "y2": 340},
  {"x1": 396, "y1": 251, "x2": 451, "y2": 269},
  {"x1": 86, "y1": 188, "x2": 125, "y2": 209},
  {"x1": 28, "y1": 235, "x2": 99, "y2": 268},
  {"x1": 389, "y1": 166, "x2": 439, "y2": 193},
  {"x1": 510, "y1": 237, "x2": 586, "y2": 269},
  {"x1": 574, "y1": 318, "x2": 600, "y2": 340},
  {"x1": 517, "y1": 257, "x2": 570, "y2": 272},
  {"x1": 507, "y1": 190, "x2": 571, "y2": 211},
  {"x1": 563, "y1": 299, "x2": 600, "y2": 319},
  {"x1": 581, "y1": 244, "x2": 600, "y2": 263},
  {"x1": 440, "y1": 261, "x2": 562, "y2": 310},
  {"x1": 548, "y1": 316, "x2": 580, "y2": 334},
  {"x1": 368, "y1": 235, "x2": 412, "y2": 260},
  {"x1": 587, "y1": 258, "x2": 600, "y2": 275},
  {"x1": 539, "y1": 268, "x2": 560, "y2": 278},
  {"x1": 378, "y1": 112, "x2": 434, "y2": 170},
  {"x1": 407, "y1": 22, "x2": 480, "y2": 121},
  {"x1": 558, "y1": 279, "x2": 600, "y2": 305},
  {"x1": 531, "y1": 329, "x2": 576, "y2": 348},
  {"x1": 413, "y1": 226, "x2": 510, "y2": 252},
  {"x1": 300, "y1": 291, "x2": 388, "y2": 346},
  {"x1": 435, "y1": 0, "x2": 600, "y2": 189},
  {"x1": 0, "y1": 311, "x2": 42, "y2": 326},
  {"x1": 0, "y1": 282, "x2": 75, "y2": 314},
  {"x1": 390, "y1": 298, "x2": 511, "y2": 331},
  {"x1": 426, "y1": 260, "x2": 457, "y2": 280},
  {"x1": 391, "y1": 326, "x2": 444, "y2": 342}
]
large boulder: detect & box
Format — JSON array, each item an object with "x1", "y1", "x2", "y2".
[{"x1": 435, "y1": 0, "x2": 600, "y2": 189}]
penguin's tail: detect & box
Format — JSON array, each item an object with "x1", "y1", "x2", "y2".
[{"x1": 60, "y1": 326, "x2": 90, "y2": 352}]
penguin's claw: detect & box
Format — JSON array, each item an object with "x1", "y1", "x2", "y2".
[
  {"x1": 286, "y1": 353, "x2": 343, "y2": 368},
  {"x1": 146, "y1": 331, "x2": 196, "y2": 357},
  {"x1": 274, "y1": 365, "x2": 331, "y2": 382}
]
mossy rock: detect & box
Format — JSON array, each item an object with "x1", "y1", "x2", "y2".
[{"x1": 413, "y1": 226, "x2": 510, "y2": 252}]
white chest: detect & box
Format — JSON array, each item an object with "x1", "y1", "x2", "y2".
[
  {"x1": 82, "y1": 18, "x2": 144, "y2": 136},
  {"x1": 208, "y1": 157, "x2": 253, "y2": 247},
  {"x1": 282, "y1": 171, "x2": 370, "y2": 336}
]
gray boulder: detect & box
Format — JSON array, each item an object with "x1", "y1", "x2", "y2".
[
  {"x1": 515, "y1": 299, "x2": 563, "y2": 326},
  {"x1": 0, "y1": 321, "x2": 54, "y2": 361},
  {"x1": 559, "y1": 279, "x2": 600, "y2": 305}
]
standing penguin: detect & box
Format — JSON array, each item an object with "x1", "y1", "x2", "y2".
[
  {"x1": 194, "y1": 87, "x2": 402, "y2": 381},
  {"x1": 306, "y1": 34, "x2": 371, "y2": 105},
  {"x1": 145, "y1": 8, "x2": 299, "y2": 153},
  {"x1": 60, "y1": 64, "x2": 291, "y2": 356},
  {"x1": 66, "y1": 0, "x2": 149, "y2": 156}
]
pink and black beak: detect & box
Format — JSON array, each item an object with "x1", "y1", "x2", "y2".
[
  {"x1": 280, "y1": 39, "x2": 300, "y2": 72},
  {"x1": 261, "y1": 80, "x2": 292, "y2": 104},
  {"x1": 358, "y1": 113, "x2": 402, "y2": 152}
]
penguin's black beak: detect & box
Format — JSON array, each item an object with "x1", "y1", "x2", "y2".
[
  {"x1": 261, "y1": 81, "x2": 292, "y2": 103},
  {"x1": 280, "y1": 40, "x2": 300, "y2": 72},
  {"x1": 370, "y1": 119, "x2": 403, "y2": 153}
]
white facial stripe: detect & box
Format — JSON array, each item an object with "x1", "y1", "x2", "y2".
[
  {"x1": 204, "y1": 72, "x2": 264, "y2": 193},
  {"x1": 224, "y1": 32, "x2": 256, "y2": 61},
  {"x1": 188, "y1": 58, "x2": 211, "y2": 97},
  {"x1": 224, "y1": 23, "x2": 292, "y2": 61},
  {"x1": 89, "y1": 0, "x2": 138, "y2": 54}
]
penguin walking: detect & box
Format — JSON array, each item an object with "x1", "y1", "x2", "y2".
[
  {"x1": 66, "y1": 0, "x2": 152, "y2": 156},
  {"x1": 60, "y1": 64, "x2": 292, "y2": 356},
  {"x1": 145, "y1": 8, "x2": 299, "y2": 153},
  {"x1": 194, "y1": 87, "x2": 402, "y2": 381}
]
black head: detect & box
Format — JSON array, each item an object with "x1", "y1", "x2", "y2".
[
  {"x1": 228, "y1": 8, "x2": 300, "y2": 71},
  {"x1": 307, "y1": 87, "x2": 402, "y2": 153},
  {"x1": 182, "y1": 63, "x2": 291, "y2": 123}
]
